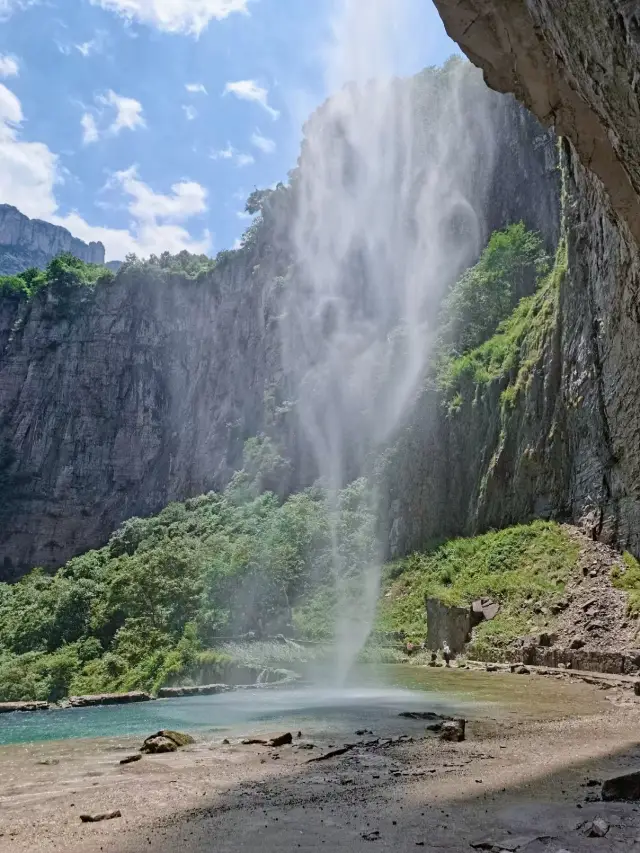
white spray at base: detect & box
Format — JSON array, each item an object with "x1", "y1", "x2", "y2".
[{"x1": 282, "y1": 0, "x2": 496, "y2": 683}]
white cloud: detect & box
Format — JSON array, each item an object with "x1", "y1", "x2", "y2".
[
  {"x1": 76, "y1": 39, "x2": 98, "y2": 57},
  {"x1": 83, "y1": 89, "x2": 146, "y2": 143},
  {"x1": 115, "y1": 165, "x2": 207, "y2": 222},
  {"x1": 210, "y1": 144, "x2": 254, "y2": 168},
  {"x1": 185, "y1": 82, "x2": 207, "y2": 94},
  {"x1": 224, "y1": 80, "x2": 279, "y2": 120},
  {"x1": 0, "y1": 0, "x2": 36, "y2": 19},
  {"x1": 81, "y1": 112, "x2": 99, "y2": 144},
  {"x1": 0, "y1": 84, "x2": 209, "y2": 260},
  {"x1": 98, "y1": 89, "x2": 145, "y2": 133},
  {"x1": 251, "y1": 130, "x2": 275, "y2": 154},
  {"x1": 182, "y1": 104, "x2": 197, "y2": 121},
  {"x1": 211, "y1": 144, "x2": 234, "y2": 160},
  {"x1": 0, "y1": 54, "x2": 19, "y2": 78},
  {"x1": 90, "y1": 0, "x2": 250, "y2": 36}
]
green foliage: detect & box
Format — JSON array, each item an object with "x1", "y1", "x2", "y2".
[
  {"x1": 145, "y1": 250, "x2": 216, "y2": 279},
  {"x1": 611, "y1": 551, "x2": 640, "y2": 615},
  {"x1": 0, "y1": 253, "x2": 113, "y2": 301},
  {"x1": 376, "y1": 521, "x2": 579, "y2": 658},
  {"x1": 0, "y1": 445, "x2": 377, "y2": 700},
  {"x1": 438, "y1": 239, "x2": 566, "y2": 411},
  {"x1": 440, "y1": 223, "x2": 549, "y2": 356}
]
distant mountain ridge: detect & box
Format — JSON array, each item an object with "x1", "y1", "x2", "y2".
[{"x1": 0, "y1": 204, "x2": 105, "y2": 275}]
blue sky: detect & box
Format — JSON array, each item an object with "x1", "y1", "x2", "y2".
[{"x1": 0, "y1": 0, "x2": 458, "y2": 260}]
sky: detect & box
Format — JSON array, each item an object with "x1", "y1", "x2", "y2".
[{"x1": 0, "y1": 0, "x2": 458, "y2": 261}]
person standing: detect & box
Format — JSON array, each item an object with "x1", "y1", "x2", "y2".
[{"x1": 442, "y1": 641, "x2": 451, "y2": 667}]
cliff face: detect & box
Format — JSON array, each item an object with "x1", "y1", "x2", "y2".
[
  {"x1": 0, "y1": 239, "x2": 288, "y2": 576},
  {"x1": 0, "y1": 67, "x2": 559, "y2": 578},
  {"x1": 386, "y1": 0, "x2": 640, "y2": 557},
  {"x1": 0, "y1": 205, "x2": 105, "y2": 274}
]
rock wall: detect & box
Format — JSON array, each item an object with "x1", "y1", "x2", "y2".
[
  {"x1": 390, "y1": 0, "x2": 640, "y2": 559},
  {"x1": 0, "y1": 239, "x2": 291, "y2": 576},
  {"x1": 0, "y1": 205, "x2": 105, "y2": 275}
]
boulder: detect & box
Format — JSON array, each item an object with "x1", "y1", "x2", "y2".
[
  {"x1": 426, "y1": 599, "x2": 472, "y2": 653},
  {"x1": 141, "y1": 730, "x2": 195, "y2": 753},
  {"x1": 269, "y1": 732, "x2": 293, "y2": 747},
  {"x1": 472, "y1": 598, "x2": 500, "y2": 623},
  {"x1": 439, "y1": 719, "x2": 465, "y2": 742},
  {"x1": 141, "y1": 736, "x2": 178, "y2": 754},
  {"x1": 581, "y1": 818, "x2": 609, "y2": 837},
  {"x1": 602, "y1": 770, "x2": 640, "y2": 801}
]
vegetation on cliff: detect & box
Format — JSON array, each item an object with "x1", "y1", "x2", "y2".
[
  {"x1": 438, "y1": 237, "x2": 566, "y2": 413},
  {"x1": 0, "y1": 253, "x2": 113, "y2": 300},
  {"x1": 439, "y1": 222, "x2": 550, "y2": 356}
]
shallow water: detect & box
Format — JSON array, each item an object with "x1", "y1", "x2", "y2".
[{"x1": 0, "y1": 665, "x2": 605, "y2": 747}]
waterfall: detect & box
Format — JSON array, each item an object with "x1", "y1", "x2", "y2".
[{"x1": 282, "y1": 0, "x2": 496, "y2": 682}]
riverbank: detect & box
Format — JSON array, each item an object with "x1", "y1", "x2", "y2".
[{"x1": 2, "y1": 667, "x2": 640, "y2": 852}]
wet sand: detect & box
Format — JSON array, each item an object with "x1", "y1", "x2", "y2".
[{"x1": 2, "y1": 669, "x2": 640, "y2": 852}]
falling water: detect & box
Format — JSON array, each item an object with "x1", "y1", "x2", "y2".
[{"x1": 282, "y1": 0, "x2": 496, "y2": 682}]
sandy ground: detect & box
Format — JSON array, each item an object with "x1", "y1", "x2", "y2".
[{"x1": 2, "y1": 671, "x2": 640, "y2": 853}]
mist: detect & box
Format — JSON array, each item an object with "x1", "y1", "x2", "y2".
[{"x1": 281, "y1": 0, "x2": 497, "y2": 681}]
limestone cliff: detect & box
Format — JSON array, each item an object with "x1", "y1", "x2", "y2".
[
  {"x1": 0, "y1": 65, "x2": 558, "y2": 578},
  {"x1": 0, "y1": 237, "x2": 290, "y2": 576},
  {"x1": 0, "y1": 205, "x2": 105, "y2": 274},
  {"x1": 386, "y1": 0, "x2": 640, "y2": 557}
]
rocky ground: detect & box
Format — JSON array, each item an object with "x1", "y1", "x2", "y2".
[
  {"x1": 553, "y1": 526, "x2": 640, "y2": 653},
  {"x1": 3, "y1": 670, "x2": 640, "y2": 853}
]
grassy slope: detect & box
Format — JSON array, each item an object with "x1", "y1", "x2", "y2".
[{"x1": 376, "y1": 521, "x2": 580, "y2": 660}]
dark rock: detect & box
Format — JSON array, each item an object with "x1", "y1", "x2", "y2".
[
  {"x1": 69, "y1": 692, "x2": 150, "y2": 708},
  {"x1": 602, "y1": 770, "x2": 640, "y2": 801},
  {"x1": 439, "y1": 719, "x2": 465, "y2": 742},
  {"x1": 570, "y1": 638, "x2": 585, "y2": 650},
  {"x1": 140, "y1": 730, "x2": 194, "y2": 753},
  {"x1": 0, "y1": 701, "x2": 49, "y2": 714},
  {"x1": 634, "y1": 681, "x2": 640, "y2": 697},
  {"x1": 361, "y1": 830, "x2": 380, "y2": 841},
  {"x1": 80, "y1": 810, "x2": 122, "y2": 823},
  {"x1": 398, "y1": 712, "x2": 442, "y2": 720},
  {"x1": 141, "y1": 736, "x2": 178, "y2": 754},
  {"x1": 119, "y1": 754, "x2": 142, "y2": 765},
  {"x1": 485, "y1": 664, "x2": 499, "y2": 672},
  {"x1": 269, "y1": 732, "x2": 293, "y2": 747}
]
